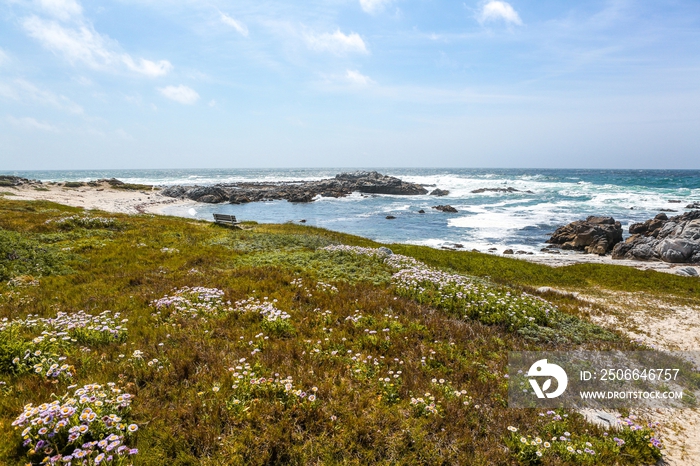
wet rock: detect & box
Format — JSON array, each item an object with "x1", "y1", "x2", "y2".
[
  {"x1": 161, "y1": 171, "x2": 429, "y2": 205},
  {"x1": 669, "y1": 200, "x2": 682, "y2": 203},
  {"x1": 547, "y1": 216, "x2": 623, "y2": 255},
  {"x1": 418, "y1": 209, "x2": 426, "y2": 214},
  {"x1": 432, "y1": 205, "x2": 458, "y2": 213},
  {"x1": 503, "y1": 249, "x2": 514, "y2": 254},
  {"x1": 687, "y1": 202, "x2": 700, "y2": 209},
  {"x1": 299, "y1": 219, "x2": 306, "y2": 223},
  {"x1": 385, "y1": 215, "x2": 396, "y2": 219},
  {"x1": 454, "y1": 243, "x2": 464, "y2": 248},
  {"x1": 429, "y1": 189, "x2": 450, "y2": 196},
  {"x1": 471, "y1": 187, "x2": 521, "y2": 194}
]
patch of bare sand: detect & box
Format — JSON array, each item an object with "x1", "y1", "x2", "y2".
[
  {"x1": 542, "y1": 287, "x2": 700, "y2": 465},
  {"x1": 3, "y1": 181, "x2": 196, "y2": 215}
]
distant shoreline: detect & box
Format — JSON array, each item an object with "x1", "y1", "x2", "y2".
[{"x1": 2, "y1": 179, "x2": 697, "y2": 277}]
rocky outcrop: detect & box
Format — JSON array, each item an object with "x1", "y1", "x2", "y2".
[
  {"x1": 687, "y1": 202, "x2": 700, "y2": 209},
  {"x1": 612, "y1": 210, "x2": 700, "y2": 263},
  {"x1": 430, "y1": 189, "x2": 449, "y2": 196},
  {"x1": 546, "y1": 216, "x2": 623, "y2": 255},
  {"x1": 432, "y1": 205, "x2": 458, "y2": 213},
  {"x1": 160, "y1": 171, "x2": 429, "y2": 204},
  {"x1": 0, "y1": 176, "x2": 31, "y2": 187},
  {"x1": 471, "y1": 187, "x2": 533, "y2": 194}
]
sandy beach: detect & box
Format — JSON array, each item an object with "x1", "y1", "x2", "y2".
[{"x1": 2, "y1": 179, "x2": 196, "y2": 216}]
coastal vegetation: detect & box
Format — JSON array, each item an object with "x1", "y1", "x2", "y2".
[{"x1": 0, "y1": 197, "x2": 694, "y2": 465}]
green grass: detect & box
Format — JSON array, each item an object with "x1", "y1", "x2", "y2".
[{"x1": 0, "y1": 198, "x2": 677, "y2": 465}]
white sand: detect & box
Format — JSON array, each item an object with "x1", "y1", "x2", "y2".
[{"x1": 2, "y1": 180, "x2": 196, "y2": 215}]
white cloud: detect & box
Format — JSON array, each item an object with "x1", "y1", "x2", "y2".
[
  {"x1": 345, "y1": 69, "x2": 373, "y2": 86},
  {"x1": 220, "y1": 12, "x2": 248, "y2": 37},
  {"x1": 6, "y1": 116, "x2": 60, "y2": 132},
  {"x1": 208, "y1": 99, "x2": 216, "y2": 107},
  {"x1": 304, "y1": 29, "x2": 368, "y2": 55},
  {"x1": 359, "y1": 0, "x2": 393, "y2": 14},
  {"x1": 158, "y1": 85, "x2": 199, "y2": 105},
  {"x1": 20, "y1": 7, "x2": 172, "y2": 77},
  {"x1": 122, "y1": 56, "x2": 173, "y2": 77},
  {"x1": 478, "y1": 1, "x2": 522, "y2": 26},
  {"x1": 36, "y1": 0, "x2": 82, "y2": 21}
]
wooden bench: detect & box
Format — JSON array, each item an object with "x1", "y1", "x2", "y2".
[{"x1": 213, "y1": 213, "x2": 240, "y2": 227}]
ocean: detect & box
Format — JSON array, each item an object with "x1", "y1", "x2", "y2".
[{"x1": 4, "y1": 168, "x2": 700, "y2": 253}]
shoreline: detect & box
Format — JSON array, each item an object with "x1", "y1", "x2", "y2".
[{"x1": 2, "y1": 180, "x2": 698, "y2": 276}]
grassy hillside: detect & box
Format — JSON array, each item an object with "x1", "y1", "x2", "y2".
[{"x1": 0, "y1": 198, "x2": 682, "y2": 465}]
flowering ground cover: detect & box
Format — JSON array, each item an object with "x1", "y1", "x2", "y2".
[{"x1": 0, "y1": 197, "x2": 684, "y2": 465}]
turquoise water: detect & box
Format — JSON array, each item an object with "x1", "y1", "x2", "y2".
[{"x1": 4, "y1": 168, "x2": 700, "y2": 252}]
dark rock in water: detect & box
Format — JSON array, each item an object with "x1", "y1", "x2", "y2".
[
  {"x1": 160, "y1": 171, "x2": 429, "y2": 205},
  {"x1": 429, "y1": 189, "x2": 450, "y2": 196},
  {"x1": 287, "y1": 192, "x2": 315, "y2": 203},
  {"x1": 432, "y1": 205, "x2": 458, "y2": 213},
  {"x1": 503, "y1": 249, "x2": 514, "y2": 254},
  {"x1": 676, "y1": 267, "x2": 698, "y2": 277},
  {"x1": 612, "y1": 210, "x2": 700, "y2": 263},
  {"x1": 686, "y1": 202, "x2": 700, "y2": 209},
  {"x1": 299, "y1": 219, "x2": 306, "y2": 223},
  {"x1": 669, "y1": 200, "x2": 682, "y2": 203},
  {"x1": 418, "y1": 209, "x2": 426, "y2": 214},
  {"x1": 385, "y1": 215, "x2": 396, "y2": 220},
  {"x1": 454, "y1": 243, "x2": 464, "y2": 248},
  {"x1": 183, "y1": 186, "x2": 230, "y2": 203},
  {"x1": 547, "y1": 216, "x2": 623, "y2": 255},
  {"x1": 515, "y1": 250, "x2": 528, "y2": 255},
  {"x1": 488, "y1": 247, "x2": 497, "y2": 251},
  {"x1": 660, "y1": 209, "x2": 678, "y2": 213},
  {"x1": 471, "y1": 187, "x2": 520, "y2": 194},
  {"x1": 335, "y1": 171, "x2": 428, "y2": 195}
]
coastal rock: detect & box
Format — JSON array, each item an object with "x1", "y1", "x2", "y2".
[
  {"x1": 546, "y1": 216, "x2": 623, "y2": 255},
  {"x1": 430, "y1": 189, "x2": 450, "y2": 196},
  {"x1": 0, "y1": 176, "x2": 31, "y2": 187},
  {"x1": 503, "y1": 249, "x2": 514, "y2": 254},
  {"x1": 385, "y1": 215, "x2": 396, "y2": 219},
  {"x1": 433, "y1": 205, "x2": 458, "y2": 213},
  {"x1": 676, "y1": 267, "x2": 699, "y2": 277},
  {"x1": 687, "y1": 202, "x2": 700, "y2": 209},
  {"x1": 418, "y1": 209, "x2": 425, "y2": 214},
  {"x1": 612, "y1": 210, "x2": 700, "y2": 263},
  {"x1": 160, "y1": 171, "x2": 429, "y2": 205},
  {"x1": 629, "y1": 213, "x2": 667, "y2": 237},
  {"x1": 471, "y1": 187, "x2": 534, "y2": 194}
]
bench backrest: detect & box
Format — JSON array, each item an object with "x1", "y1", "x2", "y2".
[{"x1": 213, "y1": 213, "x2": 237, "y2": 223}]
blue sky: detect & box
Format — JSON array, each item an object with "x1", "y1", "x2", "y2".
[{"x1": 1, "y1": 0, "x2": 699, "y2": 169}]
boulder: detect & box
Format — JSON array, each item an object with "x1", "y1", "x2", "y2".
[
  {"x1": 432, "y1": 205, "x2": 458, "y2": 213},
  {"x1": 503, "y1": 249, "x2": 514, "y2": 255},
  {"x1": 676, "y1": 267, "x2": 699, "y2": 277},
  {"x1": 612, "y1": 210, "x2": 700, "y2": 263},
  {"x1": 418, "y1": 209, "x2": 425, "y2": 214},
  {"x1": 385, "y1": 215, "x2": 396, "y2": 220},
  {"x1": 546, "y1": 216, "x2": 623, "y2": 255},
  {"x1": 429, "y1": 189, "x2": 450, "y2": 196},
  {"x1": 687, "y1": 202, "x2": 700, "y2": 209}
]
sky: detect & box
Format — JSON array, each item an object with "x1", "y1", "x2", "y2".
[{"x1": 1, "y1": 0, "x2": 700, "y2": 170}]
